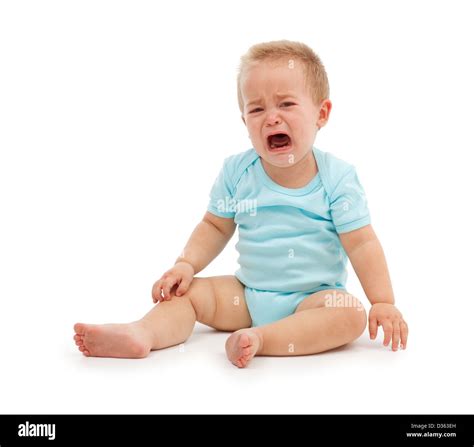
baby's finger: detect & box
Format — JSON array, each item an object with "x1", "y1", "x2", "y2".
[
  {"x1": 381, "y1": 320, "x2": 393, "y2": 347},
  {"x1": 392, "y1": 320, "x2": 401, "y2": 351},
  {"x1": 162, "y1": 277, "x2": 176, "y2": 300},
  {"x1": 152, "y1": 280, "x2": 163, "y2": 303},
  {"x1": 400, "y1": 320, "x2": 409, "y2": 349},
  {"x1": 156, "y1": 280, "x2": 167, "y2": 303},
  {"x1": 176, "y1": 277, "x2": 191, "y2": 297},
  {"x1": 369, "y1": 315, "x2": 378, "y2": 340}
]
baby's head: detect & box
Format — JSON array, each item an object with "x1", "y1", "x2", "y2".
[{"x1": 238, "y1": 40, "x2": 331, "y2": 168}]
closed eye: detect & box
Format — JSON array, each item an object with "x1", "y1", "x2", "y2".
[
  {"x1": 249, "y1": 107, "x2": 263, "y2": 113},
  {"x1": 281, "y1": 102, "x2": 296, "y2": 107}
]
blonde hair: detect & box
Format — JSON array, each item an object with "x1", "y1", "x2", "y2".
[{"x1": 237, "y1": 40, "x2": 330, "y2": 114}]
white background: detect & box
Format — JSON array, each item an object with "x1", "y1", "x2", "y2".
[{"x1": 1, "y1": 0, "x2": 473, "y2": 414}]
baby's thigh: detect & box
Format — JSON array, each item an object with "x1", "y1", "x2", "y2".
[{"x1": 181, "y1": 275, "x2": 251, "y2": 331}]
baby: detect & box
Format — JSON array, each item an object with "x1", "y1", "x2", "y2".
[{"x1": 74, "y1": 40, "x2": 408, "y2": 368}]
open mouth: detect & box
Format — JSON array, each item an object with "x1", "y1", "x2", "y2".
[{"x1": 267, "y1": 133, "x2": 292, "y2": 152}]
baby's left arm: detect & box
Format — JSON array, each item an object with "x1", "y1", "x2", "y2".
[{"x1": 339, "y1": 225, "x2": 408, "y2": 351}]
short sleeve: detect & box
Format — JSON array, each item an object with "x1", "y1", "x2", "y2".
[
  {"x1": 207, "y1": 159, "x2": 236, "y2": 218},
  {"x1": 329, "y1": 166, "x2": 371, "y2": 233}
]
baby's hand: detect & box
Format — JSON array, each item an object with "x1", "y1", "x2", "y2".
[
  {"x1": 151, "y1": 261, "x2": 195, "y2": 303},
  {"x1": 368, "y1": 303, "x2": 408, "y2": 351}
]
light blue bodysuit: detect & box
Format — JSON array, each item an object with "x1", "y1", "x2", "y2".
[{"x1": 207, "y1": 146, "x2": 371, "y2": 327}]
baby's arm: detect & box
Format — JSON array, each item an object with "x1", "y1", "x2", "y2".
[
  {"x1": 339, "y1": 225, "x2": 408, "y2": 350},
  {"x1": 153, "y1": 211, "x2": 236, "y2": 301},
  {"x1": 176, "y1": 211, "x2": 236, "y2": 273}
]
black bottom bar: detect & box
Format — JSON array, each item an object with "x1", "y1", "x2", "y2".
[{"x1": 0, "y1": 414, "x2": 472, "y2": 445}]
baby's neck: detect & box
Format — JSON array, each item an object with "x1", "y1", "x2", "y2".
[{"x1": 261, "y1": 150, "x2": 318, "y2": 189}]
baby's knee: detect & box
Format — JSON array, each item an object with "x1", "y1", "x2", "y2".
[
  {"x1": 347, "y1": 298, "x2": 367, "y2": 338},
  {"x1": 177, "y1": 278, "x2": 214, "y2": 322}
]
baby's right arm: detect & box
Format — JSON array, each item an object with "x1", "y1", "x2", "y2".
[{"x1": 151, "y1": 211, "x2": 236, "y2": 302}]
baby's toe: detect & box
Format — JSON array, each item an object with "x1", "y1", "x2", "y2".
[
  {"x1": 73, "y1": 323, "x2": 86, "y2": 335},
  {"x1": 239, "y1": 334, "x2": 250, "y2": 347}
]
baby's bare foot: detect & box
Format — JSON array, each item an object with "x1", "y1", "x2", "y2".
[
  {"x1": 225, "y1": 328, "x2": 263, "y2": 368},
  {"x1": 73, "y1": 322, "x2": 152, "y2": 358}
]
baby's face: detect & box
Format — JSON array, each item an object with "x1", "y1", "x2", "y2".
[{"x1": 240, "y1": 59, "x2": 329, "y2": 168}]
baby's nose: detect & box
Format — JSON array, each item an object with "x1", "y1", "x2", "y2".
[{"x1": 265, "y1": 113, "x2": 282, "y2": 126}]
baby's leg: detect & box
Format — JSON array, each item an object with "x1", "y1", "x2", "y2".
[
  {"x1": 73, "y1": 276, "x2": 251, "y2": 358},
  {"x1": 225, "y1": 289, "x2": 367, "y2": 368}
]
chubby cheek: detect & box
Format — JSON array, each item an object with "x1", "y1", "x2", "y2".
[
  {"x1": 295, "y1": 130, "x2": 314, "y2": 151},
  {"x1": 288, "y1": 118, "x2": 306, "y2": 140},
  {"x1": 248, "y1": 122, "x2": 265, "y2": 147}
]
